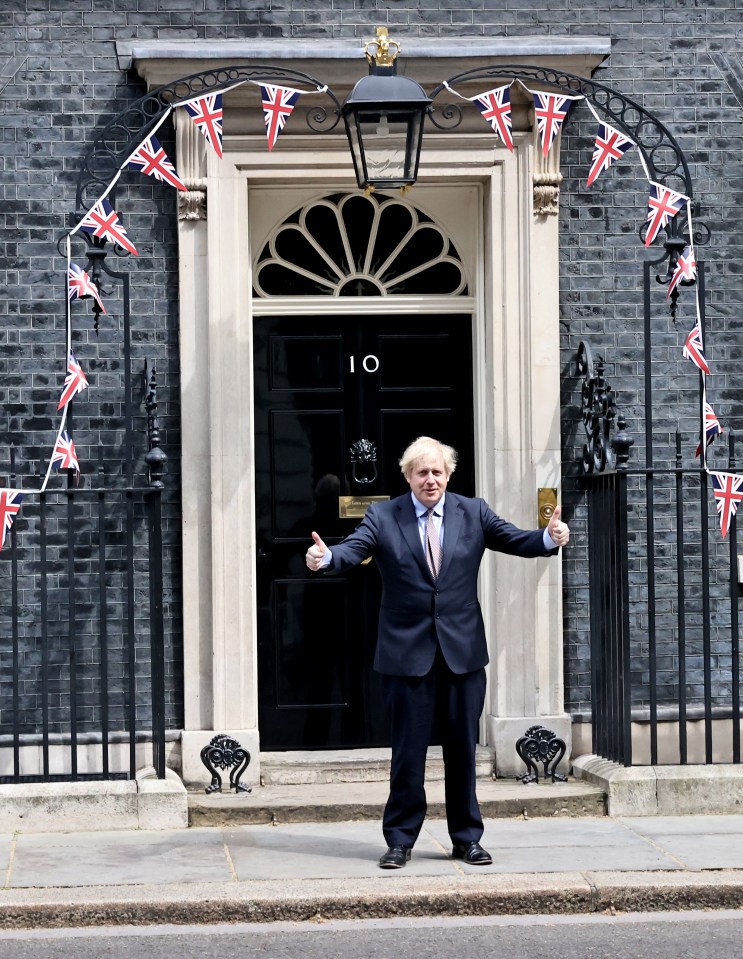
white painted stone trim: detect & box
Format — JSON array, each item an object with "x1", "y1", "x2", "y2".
[{"x1": 176, "y1": 130, "x2": 568, "y2": 784}]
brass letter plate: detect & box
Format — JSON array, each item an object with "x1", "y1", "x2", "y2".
[
  {"x1": 537, "y1": 487, "x2": 558, "y2": 529},
  {"x1": 339, "y1": 495, "x2": 390, "y2": 519}
]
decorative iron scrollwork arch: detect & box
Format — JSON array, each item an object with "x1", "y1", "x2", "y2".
[
  {"x1": 430, "y1": 64, "x2": 693, "y2": 201},
  {"x1": 74, "y1": 65, "x2": 342, "y2": 213}
]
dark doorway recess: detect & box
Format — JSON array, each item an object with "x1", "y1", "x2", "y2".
[{"x1": 254, "y1": 313, "x2": 475, "y2": 749}]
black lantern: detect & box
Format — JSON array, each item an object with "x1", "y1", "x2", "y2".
[{"x1": 342, "y1": 28, "x2": 431, "y2": 191}]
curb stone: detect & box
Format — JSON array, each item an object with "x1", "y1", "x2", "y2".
[{"x1": 0, "y1": 872, "x2": 742, "y2": 929}]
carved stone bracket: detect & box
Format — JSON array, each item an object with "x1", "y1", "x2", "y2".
[
  {"x1": 175, "y1": 107, "x2": 208, "y2": 221},
  {"x1": 533, "y1": 130, "x2": 563, "y2": 216}
]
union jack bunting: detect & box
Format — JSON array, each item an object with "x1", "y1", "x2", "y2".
[
  {"x1": 586, "y1": 122, "x2": 634, "y2": 187},
  {"x1": 644, "y1": 182, "x2": 687, "y2": 247},
  {"x1": 57, "y1": 352, "x2": 89, "y2": 411},
  {"x1": 78, "y1": 198, "x2": 138, "y2": 256},
  {"x1": 682, "y1": 322, "x2": 710, "y2": 375},
  {"x1": 532, "y1": 92, "x2": 576, "y2": 157},
  {"x1": 0, "y1": 489, "x2": 24, "y2": 552},
  {"x1": 68, "y1": 262, "x2": 105, "y2": 314},
  {"x1": 696, "y1": 401, "x2": 723, "y2": 458},
  {"x1": 260, "y1": 84, "x2": 301, "y2": 151},
  {"x1": 667, "y1": 245, "x2": 697, "y2": 298},
  {"x1": 471, "y1": 85, "x2": 513, "y2": 151},
  {"x1": 51, "y1": 431, "x2": 81, "y2": 475},
  {"x1": 127, "y1": 134, "x2": 187, "y2": 191},
  {"x1": 184, "y1": 93, "x2": 223, "y2": 158},
  {"x1": 710, "y1": 471, "x2": 743, "y2": 539}
]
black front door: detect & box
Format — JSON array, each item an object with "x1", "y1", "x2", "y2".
[{"x1": 254, "y1": 313, "x2": 474, "y2": 750}]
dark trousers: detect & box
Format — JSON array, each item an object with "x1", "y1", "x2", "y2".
[{"x1": 380, "y1": 648, "x2": 487, "y2": 848}]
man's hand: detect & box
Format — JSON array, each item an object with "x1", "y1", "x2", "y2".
[
  {"x1": 306, "y1": 531, "x2": 327, "y2": 571},
  {"x1": 547, "y1": 505, "x2": 570, "y2": 548}
]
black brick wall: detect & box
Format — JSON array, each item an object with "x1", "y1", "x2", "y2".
[{"x1": 1, "y1": 1, "x2": 742, "y2": 732}]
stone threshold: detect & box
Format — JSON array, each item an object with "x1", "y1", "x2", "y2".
[
  {"x1": 188, "y1": 777, "x2": 606, "y2": 826},
  {"x1": 258, "y1": 746, "x2": 494, "y2": 786}
]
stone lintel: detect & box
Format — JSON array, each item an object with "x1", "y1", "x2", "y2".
[{"x1": 117, "y1": 37, "x2": 610, "y2": 93}]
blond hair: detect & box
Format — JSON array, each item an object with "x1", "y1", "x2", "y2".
[{"x1": 399, "y1": 436, "x2": 458, "y2": 478}]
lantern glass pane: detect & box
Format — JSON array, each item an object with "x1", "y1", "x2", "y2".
[{"x1": 357, "y1": 111, "x2": 410, "y2": 184}]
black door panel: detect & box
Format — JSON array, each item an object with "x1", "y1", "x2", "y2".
[{"x1": 254, "y1": 313, "x2": 474, "y2": 749}]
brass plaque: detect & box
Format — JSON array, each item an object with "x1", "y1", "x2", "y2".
[
  {"x1": 339, "y1": 495, "x2": 390, "y2": 519},
  {"x1": 537, "y1": 487, "x2": 558, "y2": 529}
]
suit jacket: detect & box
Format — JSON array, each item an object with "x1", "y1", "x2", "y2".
[{"x1": 326, "y1": 492, "x2": 557, "y2": 677}]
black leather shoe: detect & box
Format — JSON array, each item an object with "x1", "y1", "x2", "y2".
[
  {"x1": 379, "y1": 845, "x2": 412, "y2": 869},
  {"x1": 451, "y1": 841, "x2": 493, "y2": 865}
]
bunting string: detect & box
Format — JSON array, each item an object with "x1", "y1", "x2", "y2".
[{"x1": 3, "y1": 72, "x2": 737, "y2": 546}]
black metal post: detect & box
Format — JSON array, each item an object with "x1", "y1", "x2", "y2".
[
  {"x1": 643, "y1": 261, "x2": 659, "y2": 765},
  {"x1": 614, "y1": 419, "x2": 634, "y2": 766},
  {"x1": 10, "y1": 448, "x2": 20, "y2": 780},
  {"x1": 144, "y1": 361, "x2": 168, "y2": 779},
  {"x1": 675, "y1": 430, "x2": 688, "y2": 763},
  {"x1": 39, "y1": 483, "x2": 50, "y2": 779},
  {"x1": 729, "y1": 433, "x2": 740, "y2": 764},
  {"x1": 698, "y1": 264, "x2": 713, "y2": 763},
  {"x1": 97, "y1": 448, "x2": 110, "y2": 779}
]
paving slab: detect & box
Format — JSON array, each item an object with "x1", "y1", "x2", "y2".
[
  {"x1": 225, "y1": 822, "x2": 458, "y2": 880},
  {"x1": 621, "y1": 814, "x2": 743, "y2": 837},
  {"x1": 424, "y1": 819, "x2": 681, "y2": 872},
  {"x1": 617, "y1": 833, "x2": 743, "y2": 871},
  {"x1": 432, "y1": 816, "x2": 635, "y2": 848},
  {"x1": 9, "y1": 828, "x2": 233, "y2": 888}
]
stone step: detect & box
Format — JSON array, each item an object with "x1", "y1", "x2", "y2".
[
  {"x1": 188, "y1": 778, "x2": 606, "y2": 827},
  {"x1": 258, "y1": 746, "x2": 495, "y2": 786}
]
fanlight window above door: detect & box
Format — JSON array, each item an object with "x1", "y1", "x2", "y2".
[{"x1": 253, "y1": 192, "x2": 469, "y2": 297}]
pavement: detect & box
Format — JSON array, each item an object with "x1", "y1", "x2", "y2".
[{"x1": 3, "y1": 791, "x2": 743, "y2": 928}]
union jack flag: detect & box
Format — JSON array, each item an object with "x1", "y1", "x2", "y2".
[
  {"x1": 710, "y1": 471, "x2": 743, "y2": 539},
  {"x1": 471, "y1": 85, "x2": 513, "y2": 151},
  {"x1": 57, "y1": 352, "x2": 89, "y2": 411},
  {"x1": 0, "y1": 489, "x2": 24, "y2": 553},
  {"x1": 682, "y1": 321, "x2": 710, "y2": 375},
  {"x1": 128, "y1": 134, "x2": 187, "y2": 191},
  {"x1": 696, "y1": 401, "x2": 723, "y2": 458},
  {"x1": 51, "y1": 431, "x2": 81, "y2": 475},
  {"x1": 667, "y1": 245, "x2": 697, "y2": 298},
  {"x1": 532, "y1": 92, "x2": 576, "y2": 157},
  {"x1": 260, "y1": 84, "x2": 300, "y2": 151},
  {"x1": 184, "y1": 93, "x2": 223, "y2": 158},
  {"x1": 586, "y1": 122, "x2": 633, "y2": 187},
  {"x1": 68, "y1": 262, "x2": 105, "y2": 313},
  {"x1": 644, "y1": 182, "x2": 687, "y2": 247},
  {"x1": 78, "y1": 199, "x2": 138, "y2": 256}
]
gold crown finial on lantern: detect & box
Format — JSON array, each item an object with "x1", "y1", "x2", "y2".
[{"x1": 364, "y1": 27, "x2": 400, "y2": 68}]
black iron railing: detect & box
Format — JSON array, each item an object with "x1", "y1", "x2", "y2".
[
  {"x1": 0, "y1": 449, "x2": 166, "y2": 783},
  {"x1": 580, "y1": 251, "x2": 742, "y2": 765},
  {"x1": 586, "y1": 440, "x2": 741, "y2": 767}
]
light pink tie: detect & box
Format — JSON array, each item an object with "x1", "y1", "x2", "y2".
[{"x1": 426, "y1": 508, "x2": 442, "y2": 579}]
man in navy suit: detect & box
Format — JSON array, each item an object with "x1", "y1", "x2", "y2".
[{"x1": 306, "y1": 436, "x2": 570, "y2": 869}]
